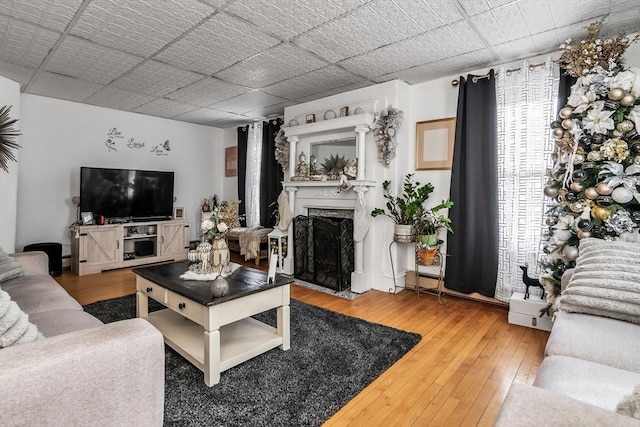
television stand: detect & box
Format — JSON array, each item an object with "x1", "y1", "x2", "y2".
[{"x1": 71, "y1": 219, "x2": 190, "y2": 276}]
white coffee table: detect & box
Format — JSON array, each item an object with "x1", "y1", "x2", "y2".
[{"x1": 134, "y1": 262, "x2": 292, "y2": 386}]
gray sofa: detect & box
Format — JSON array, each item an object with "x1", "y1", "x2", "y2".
[
  {"x1": 496, "y1": 239, "x2": 640, "y2": 426},
  {"x1": 0, "y1": 251, "x2": 165, "y2": 426}
]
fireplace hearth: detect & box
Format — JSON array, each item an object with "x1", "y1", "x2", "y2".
[{"x1": 293, "y1": 215, "x2": 354, "y2": 291}]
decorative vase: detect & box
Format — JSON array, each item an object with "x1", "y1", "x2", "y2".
[
  {"x1": 210, "y1": 236, "x2": 230, "y2": 274},
  {"x1": 210, "y1": 275, "x2": 229, "y2": 297},
  {"x1": 393, "y1": 224, "x2": 413, "y2": 242}
]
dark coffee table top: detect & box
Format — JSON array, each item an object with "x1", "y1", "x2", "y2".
[{"x1": 133, "y1": 262, "x2": 294, "y2": 306}]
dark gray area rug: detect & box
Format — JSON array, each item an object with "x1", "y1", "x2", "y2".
[{"x1": 84, "y1": 295, "x2": 421, "y2": 427}]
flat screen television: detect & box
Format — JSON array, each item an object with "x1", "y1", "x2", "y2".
[{"x1": 80, "y1": 167, "x2": 174, "y2": 221}]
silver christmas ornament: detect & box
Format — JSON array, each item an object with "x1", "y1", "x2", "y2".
[
  {"x1": 611, "y1": 187, "x2": 633, "y2": 204},
  {"x1": 544, "y1": 186, "x2": 559, "y2": 197},
  {"x1": 563, "y1": 245, "x2": 579, "y2": 261}
]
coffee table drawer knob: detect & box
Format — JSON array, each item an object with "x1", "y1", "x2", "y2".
[
  {"x1": 178, "y1": 302, "x2": 186, "y2": 310},
  {"x1": 146, "y1": 287, "x2": 153, "y2": 293}
]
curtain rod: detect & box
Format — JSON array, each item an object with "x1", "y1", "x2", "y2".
[{"x1": 450, "y1": 62, "x2": 546, "y2": 86}]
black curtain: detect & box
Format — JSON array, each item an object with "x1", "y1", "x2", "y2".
[
  {"x1": 260, "y1": 118, "x2": 284, "y2": 227},
  {"x1": 237, "y1": 126, "x2": 248, "y2": 227},
  {"x1": 556, "y1": 69, "x2": 577, "y2": 115},
  {"x1": 445, "y1": 70, "x2": 498, "y2": 298}
]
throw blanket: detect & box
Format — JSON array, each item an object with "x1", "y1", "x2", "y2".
[
  {"x1": 559, "y1": 237, "x2": 640, "y2": 324},
  {"x1": 238, "y1": 227, "x2": 270, "y2": 261}
]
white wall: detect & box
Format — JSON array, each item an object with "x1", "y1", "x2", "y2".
[
  {"x1": 0, "y1": 75, "x2": 21, "y2": 252},
  {"x1": 17, "y1": 95, "x2": 223, "y2": 254}
]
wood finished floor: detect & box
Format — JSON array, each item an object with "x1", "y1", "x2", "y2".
[{"x1": 55, "y1": 254, "x2": 549, "y2": 427}]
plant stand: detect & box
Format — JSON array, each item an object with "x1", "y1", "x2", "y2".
[
  {"x1": 387, "y1": 234, "x2": 414, "y2": 293},
  {"x1": 414, "y1": 245, "x2": 447, "y2": 305}
]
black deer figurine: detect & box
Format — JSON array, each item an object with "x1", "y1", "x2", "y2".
[{"x1": 519, "y1": 265, "x2": 545, "y2": 300}]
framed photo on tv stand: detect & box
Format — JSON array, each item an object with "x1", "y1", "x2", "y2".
[
  {"x1": 173, "y1": 207, "x2": 185, "y2": 220},
  {"x1": 81, "y1": 211, "x2": 94, "y2": 225}
]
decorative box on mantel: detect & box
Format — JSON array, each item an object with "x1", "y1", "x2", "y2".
[{"x1": 508, "y1": 292, "x2": 552, "y2": 332}]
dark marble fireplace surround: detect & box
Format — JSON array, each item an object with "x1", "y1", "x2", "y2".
[{"x1": 293, "y1": 208, "x2": 354, "y2": 291}]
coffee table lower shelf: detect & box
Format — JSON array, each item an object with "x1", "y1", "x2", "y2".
[{"x1": 147, "y1": 308, "x2": 283, "y2": 374}]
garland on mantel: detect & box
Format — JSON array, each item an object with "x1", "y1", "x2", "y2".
[{"x1": 373, "y1": 105, "x2": 403, "y2": 166}]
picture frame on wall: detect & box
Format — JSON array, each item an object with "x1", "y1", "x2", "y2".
[
  {"x1": 225, "y1": 146, "x2": 238, "y2": 177},
  {"x1": 415, "y1": 117, "x2": 456, "y2": 170},
  {"x1": 339, "y1": 106, "x2": 349, "y2": 117},
  {"x1": 305, "y1": 114, "x2": 316, "y2": 123},
  {"x1": 173, "y1": 207, "x2": 185, "y2": 220}
]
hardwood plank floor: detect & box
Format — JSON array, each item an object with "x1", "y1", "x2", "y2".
[{"x1": 55, "y1": 254, "x2": 549, "y2": 426}]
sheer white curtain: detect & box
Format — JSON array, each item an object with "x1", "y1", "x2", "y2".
[
  {"x1": 494, "y1": 59, "x2": 558, "y2": 301},
  {"x1": 245, "y1": 122, "x2": 263, "y2": 228}
]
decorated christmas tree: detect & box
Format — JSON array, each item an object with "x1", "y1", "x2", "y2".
[{"x1": 540, "y1": 20, "x2": 640, "y2": 311}]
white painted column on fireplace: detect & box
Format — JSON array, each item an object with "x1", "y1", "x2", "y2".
[
  {"x1": 283, "y1": 136, "x2": 299, "y2": 275},
  {"x1": 355, "y1": 124, "x2": 369, "y2": 181},
  {"x1": 351, "y1": 185, "x2": 370, "y2": 293}
]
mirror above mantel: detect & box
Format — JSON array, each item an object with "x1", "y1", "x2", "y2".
[{"x1": 282, "y1": 113, "x2": 374, "y2": 183}]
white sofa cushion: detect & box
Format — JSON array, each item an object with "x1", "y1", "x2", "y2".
[
  {"x1": 546, "y1": 311, "x2": 640, "y2": 373},
  {"x1": 558, "y1": 237, "x2": 640, "y2": 324},
  {"x1": 1, "y1": 274, "x2": 83, "y2": 314},
  {"x1": 29, "y1": 309, "x2": 104, "y2": 337},
  {"x1": 534, "y1": 355, "x2": 640, "y2": 412}
]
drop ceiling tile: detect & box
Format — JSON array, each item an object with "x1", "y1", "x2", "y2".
[
  {"x1": 85, "y1": 86, "x2": 156, "y2": 111},
  {"x1": 214, "y1": 43, "x2": 329, "y2": 88},
  {"x1": 339, "y1": 38, "x2": 434, "y2": 79},
  {"x1": 430, "y1": 21, "x2": 485, "y2": 55},
  {"x1": 427, "y1": 1, "x2": 465, "y2": 24},
  {"x1": 0, "y1": 61, "x2": 35, "y2": 89},
  {"x1": 134, "y1": 98, "x2": 199, "y2": 118},
  {"x1": 407, "y1": 33, "x2": 450, "y2": 62},
  {"x1": 208, "y1": 90, "x2": 288, "y2": 114},
  {"x1": 200, "y1": 0, "x2": 228, "y2": 9},
  {"x1": 517, "y1": 0, "x2": 556, "y2": 34},
  {"x1": 470, "y1": 11, "x2": 507, "y2": 46},
  {"x1": 392, "y1": 0, "x2": 445, "y2": 32},
  {"x1": 225, "y1": 0, "x2": 341, "y2": 40},
  {"x1": 70, "y1": 0, "x2": 214, "y2": 57},
  {"x1": 293, "y1": 21, "x2": 371, "y2": 63},
  {"x1": 45, "y1": 35, "x2": 143, "y2": 85},
  {"x1": 349, "y1": 4, "x2": 406, "y2": 45},
  {"x1": 177, "y1": 109, "x2": 255, "y2": 128},
  {"x1": 0, "y1": 16, "x2": 61, "y2": 69},
  {"x1": 297, "y1": 80, "x2": 371, "y2": 103},
  {"x1": 493, "y1": 3, "x2": 530, "y2": 40},
  {"x1": 458, "y1": 0, "x2": 490, "y2": 16},
  {"x1": 156, "y1": 13, "x2": 280, "y2": 75},
  {"x1": 165, "y1": 77, "x2": 250, "y2": 108},
  {"x1": 112, "y1": 60, "x2": 204, "y2": 97},
  {"x1": 262, "y1": 65, "x2": 366, "y2": 100},
  {"x1": 578, "y1": 0, "x2": 611, "y2": 22},
  {"x1": 365, "y1": 0, "x2": 423, "y2": 37},
  {"x1": 0, "y1": 0, "x2": 84, "y2": 32},
  {"x1": 551, "y1": 0, "x2": 582, "y2": 27},
  {"x1": 26, "y1": 71, "x2": 103, "y2": 102},
  {"x1": 531, "y1": 30, "x2": 560, "y2": 52},
  {"x1": 171, "y1": 107, "x2": 222, "y2": 126}
]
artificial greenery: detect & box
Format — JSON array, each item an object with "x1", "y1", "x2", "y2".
[
  {"x1": 0, "y1": 105, "x2": 21, "y2": 173},
  {"x1": 321, "y1": 154, "x2": 347, "y2": 176}
]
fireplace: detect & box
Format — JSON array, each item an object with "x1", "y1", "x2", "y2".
[{"x1": 293, "y1": 214, "x2": 354, "y2": 291}]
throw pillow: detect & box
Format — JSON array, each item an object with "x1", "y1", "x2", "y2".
[
  {"x1": 617, "y1": 384, "x2": 640, "y2": 419},
  {"x1": 0, "y1": 248, "x2": 25, "y2": 283},
  {"x1": 558, "y1": 238, "x2": 640, "y2": 325},
  {"x1": 0, "y1": 289, "x2": 43, "y2": 347}
]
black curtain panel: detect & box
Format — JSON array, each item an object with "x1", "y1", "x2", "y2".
[
  {"x1": 237, "y1": 126, "x2": 248, "y2": 227},
  {"x1": 445, "y1": 70, "x2": 499, "y2": 298},
  {"x1": 260, "y1": 118, "x2": 284, "y2": 227},
  {"x1": 556, "y1": 68, "x2": 577, "y2": 115}
]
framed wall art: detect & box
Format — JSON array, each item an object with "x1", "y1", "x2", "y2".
[
  {"x1": 173, "y1": 206, "x2": 185, "y2": 220},
  {"x1": 415, "y1": 117, "x2": 456, "y2": 170},
  {"x1": 225, "y1": 146, "x2": 238, "y2": 177}
]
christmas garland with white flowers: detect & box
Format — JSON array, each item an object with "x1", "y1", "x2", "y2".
[{"x1": 373, "y1": 106, "x2": 403, "y2": 166}]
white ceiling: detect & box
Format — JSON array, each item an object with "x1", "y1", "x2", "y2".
[{"x1": 1, "y1": 0, "x2": 638, "y2": 128}]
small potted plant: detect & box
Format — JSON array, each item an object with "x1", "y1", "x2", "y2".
[
  {"x1": 371, "y1": 173, "x2": 439, "y2": 240},
  {"x1": 413, "y1": 200, "x2": 454, "y2": 246}
]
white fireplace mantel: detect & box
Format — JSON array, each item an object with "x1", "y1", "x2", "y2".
[{"x1": 280, "y1": 113, "x2": 377, "y2": 293}]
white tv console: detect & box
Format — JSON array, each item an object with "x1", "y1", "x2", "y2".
[{"x1": 71, "y1": 219, "x2": 189, "y2": 276}]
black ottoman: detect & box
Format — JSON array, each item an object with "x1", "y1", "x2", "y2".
[{"x1": 23, "y1": 242, "x2": 62, "y2": 276}]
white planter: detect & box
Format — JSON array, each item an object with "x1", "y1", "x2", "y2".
[{"x1": 393, "y1": 224, "x2": 413, "y2": 242}]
